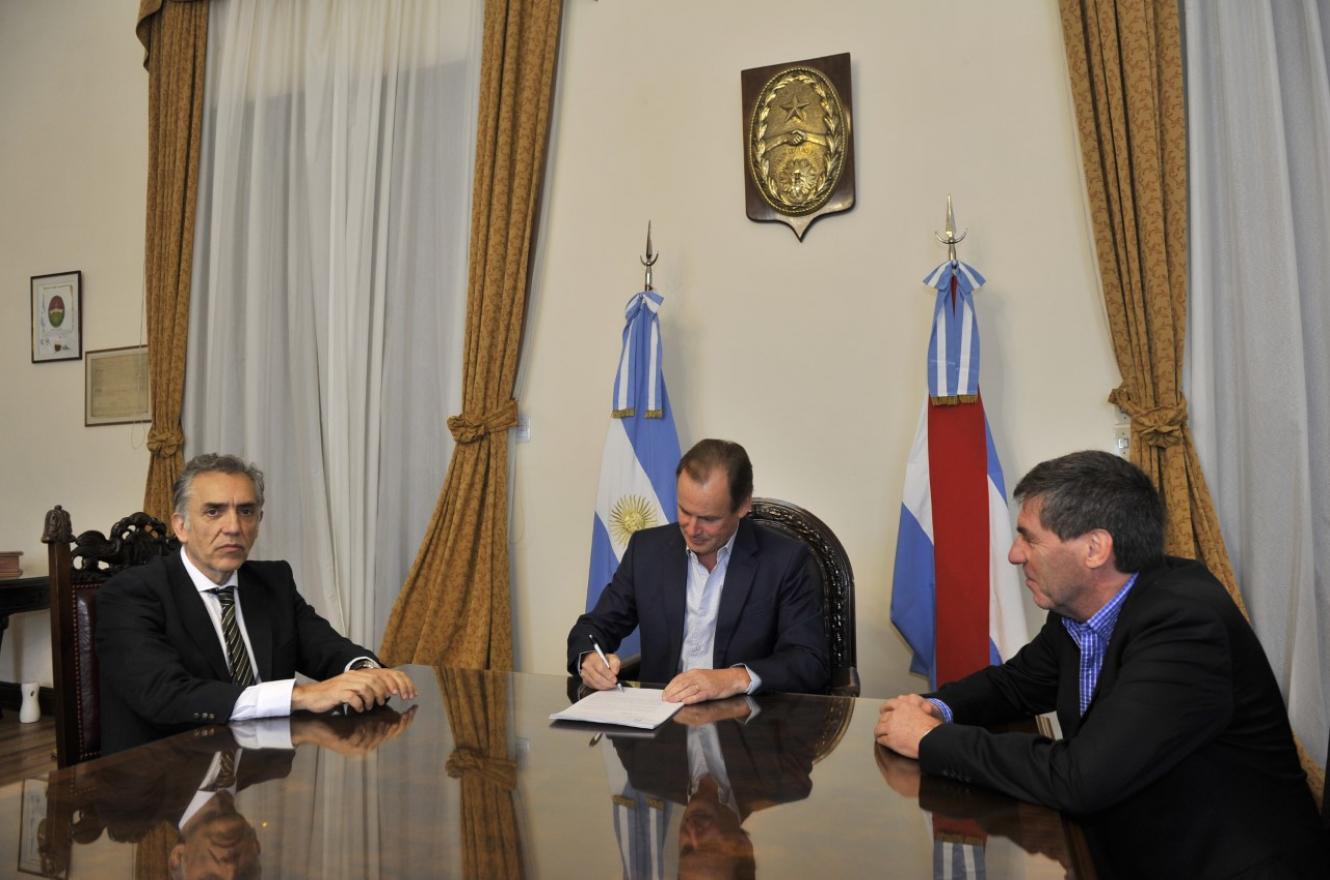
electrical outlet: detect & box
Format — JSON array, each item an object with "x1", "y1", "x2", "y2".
[
  {"x1": 515, "y1": 415, "x2": 531, "y2": 443},
  {"x1": 1114, "y1": 423, "x2": 1131, "y2": 458}
]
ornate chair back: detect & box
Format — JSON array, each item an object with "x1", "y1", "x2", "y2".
[
  {"x1": 42, "y1": 506, "x2": 177, "y2": 767},
  {"x1": 749, "y1": 497, "x2": 859, "y2": 696}
]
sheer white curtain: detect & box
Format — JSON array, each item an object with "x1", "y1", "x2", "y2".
[
  {"x1": 184, "y1": 0, "x2": 481, "y2": 651},
  {"x1": 1184, "y1": 0, "x2": 1330, "y2": 769}
]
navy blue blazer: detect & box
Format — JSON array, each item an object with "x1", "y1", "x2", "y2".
[
  {"x1": 96, "y1": 552, "x2": 377, "y2": 754},
  {"x1": 567, "y1": 518, "x2": 829, "y2": 695}
]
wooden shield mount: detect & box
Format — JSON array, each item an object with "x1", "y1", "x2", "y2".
[{"x1": 742, "y1": 52, "x2": 856, "y2": 241}]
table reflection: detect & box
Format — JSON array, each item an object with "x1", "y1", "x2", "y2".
[
  {"x1": 6, "y1": 667, "x2": 1085, "y2": 879},
  {"x1": 604, "y1": 696, "x2": 838, "y2": 879},
  {"x1": 876, "y1": 741, "x2": 1079, "y2": 877}
]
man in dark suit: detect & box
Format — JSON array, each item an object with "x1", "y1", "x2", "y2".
[
  {"x1": 875, "y1": 450, "x2": 1329, "y2": 879},
  {"x1": 567, "y1": 439, "x2": 828, "y2": 701},
  {"x1": 97, "y1": 453, "x2": 415, "y2": 754}
]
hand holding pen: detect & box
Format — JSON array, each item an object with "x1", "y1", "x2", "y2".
[{"x1": 581, "y1": 635, "x2": 624, "y2": 691}]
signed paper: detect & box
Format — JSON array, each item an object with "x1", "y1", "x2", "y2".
[{"x1": 549, "y1": 687, "x2": 682, "y2": 729}]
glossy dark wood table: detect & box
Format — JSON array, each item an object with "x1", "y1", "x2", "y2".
[{"x1": 0, "y1": 666, "x2": 1093, "y2": 878}]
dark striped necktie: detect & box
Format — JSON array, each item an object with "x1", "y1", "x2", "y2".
[
  {"x1": 205, "y1": 749, "x2": 239, "y2": 792},
  {"x1": 211, "y1": 586, "x2": 256, "y2": 687}
]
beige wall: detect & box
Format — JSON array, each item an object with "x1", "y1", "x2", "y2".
[
  {"x1": 513, "y1": 0, "x2": 1121, "y2": 697},
  {"x1": 0, "y1": 1, "x2": 1120, "y2": 701},
  {"x1": 0, "y1": 0, "x2": 149, "y2": 686}
]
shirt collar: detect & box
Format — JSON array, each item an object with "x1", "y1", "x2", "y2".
[
  {"x1": 1071, "y1": 572, "x2": 1139, "y2": 638},
  {"x1": 179, "y1": 546, "x2": 240, "y2": 593},
  {"x1": 685, "y1": 527, "x2": 739, "y2": 566}
]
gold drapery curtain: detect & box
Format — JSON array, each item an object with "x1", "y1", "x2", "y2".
[
  {"x1": 1058, "y1": 0, "x2": 1322, "y2": 804},
  {"x1": 379, "y1": 0, "x2": 564, "y2": 669},
  {"x1": 440, "y1": 667, "x2": 523, "y2": 878},
  {"x1": 136, "y1": 0, "x2": 209, "y2": 521}
]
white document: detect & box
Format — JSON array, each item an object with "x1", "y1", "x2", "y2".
[{"x1": 549, "y1": 687, "x2": 683, "y2": 729}]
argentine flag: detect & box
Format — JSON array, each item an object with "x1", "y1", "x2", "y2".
[
  {"x1": 586, "y1": 290, "x2": 682, "y2": 657},
  {"x1": 891, "y1": 260, "x2": 1028, "y2": 689}
]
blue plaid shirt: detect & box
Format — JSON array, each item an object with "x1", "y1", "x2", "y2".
[
  {"x1": 927, "y1": 573, "x2": 1139, "y2": 723},
  {"x1": 1061, "y1": 573, "x2": 1138, "y2": 715}
]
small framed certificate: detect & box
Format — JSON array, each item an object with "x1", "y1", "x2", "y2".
[
  {"x1": 85, "y1": 346, "x2": 151, "y2": 426},
  {"x1": 31, "y1": 271, "x2": 82, "y2": 363}
]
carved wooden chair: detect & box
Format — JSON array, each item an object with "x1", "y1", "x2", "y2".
[
  {"x1": 749, "y1": 497, "x2": 859, "y2": 697},
  {"x1": 41, "y1": 506, "x2": 177, "y2": 767}
]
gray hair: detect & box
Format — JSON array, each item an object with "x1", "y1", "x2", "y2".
[
  {"x1": 1012, "y1": 450, "x2": 1164, "y2": 573},
  {"x1": 172, "y1": 453, "x2": 266, "y2": 519}
]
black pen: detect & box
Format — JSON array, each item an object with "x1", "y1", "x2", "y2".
[{"x1": 588, "y1": 635, "x2": 624, "y2": 691}]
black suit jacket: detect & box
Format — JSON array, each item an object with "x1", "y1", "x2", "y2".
[
  {"x1": 96, "y1": 552, "x2": 377, "y2": 754},
  {"x1": 919, "y1": 557, "x2": 1329, "y2": 879},
  {"x1": 567, "y1": 519, "x2": 829, "y2": 694}
]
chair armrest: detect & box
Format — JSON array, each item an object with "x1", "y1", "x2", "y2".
[
  {"x1": 617, "y1": 653, "x2": 642, "y2": 682},
  {"x1": 830, "y1": 666, "x2": 860, "y2": 698}
]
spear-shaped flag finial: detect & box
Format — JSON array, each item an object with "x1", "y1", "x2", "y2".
[{"x1": 934, "y1": 194, "x2": 968, "y2": 264}]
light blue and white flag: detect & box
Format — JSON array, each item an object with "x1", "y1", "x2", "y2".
[
  {"x1": 602, "y1": 740, "x2": 672, "y2": 880},
  {"x1": 586, "y1": 290, "x2": 682, "y2": 657},
  {"x1": 891, "y1": 260, "x2": 1028, "y2": 689}
]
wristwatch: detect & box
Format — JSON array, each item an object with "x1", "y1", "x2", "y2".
[{"x1": 349, "y1": 658, "x2": 380, "y2": 670}]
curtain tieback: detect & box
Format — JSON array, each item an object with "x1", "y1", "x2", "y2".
[
  {"x1": 447, "y1": 400, "x2": 519, "y2": 444},
  {"x1": 445, "y1": 747, "x2": 518, "y2": 789},
  {"x1": 146, "y1": 425, "x2": 184, "y2": 458},
  {"x1": 1108, "y1": 386, "x2": 1188, "y2": 448}
]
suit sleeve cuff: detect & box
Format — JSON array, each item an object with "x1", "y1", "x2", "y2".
[{"x1": 229, "y1": 679, "x2": 297, "y2": 721}]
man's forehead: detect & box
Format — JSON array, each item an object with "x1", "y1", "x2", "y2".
[
  {"x1": 680, "y1": 465, "x2": 730, "y2": 491},
  {"x1": 190, "y1": 471, "x2": 258, "y2": 502},
  {"x1": 1016, "y1": 496, "x2": 1049, "y2": 529}
]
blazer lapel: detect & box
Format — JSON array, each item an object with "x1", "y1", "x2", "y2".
[
  {"x1": 712, "y1": 519, "x2": 758, "y2": 667},
  {"x1": 167, "y1": 552, "x2": 233, "y2": 682},
  {"x1": 237, "y1": 565, "x2": 274, "y2": 682},
  {"x1": 659, "y1": 529, "x2": 689, "y2": 674},
  {"x1": 1052, "y1": 617, "x2": 1083, "y2": 737}
]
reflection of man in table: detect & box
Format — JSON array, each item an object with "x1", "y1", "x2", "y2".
[
  {"x1": 92, "y1": 711, "x2": 415, "y2": 879},
  {"x1": 610, "y1": 696, "x2": 826, "y2": 879},
  {"x1": 569, "y1": 439, "x2": 829, "y2": 703},
  {"x1": 875, "y1": 451, "x2": 1329, "y2": 879}
]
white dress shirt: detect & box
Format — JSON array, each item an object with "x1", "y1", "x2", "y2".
[{"x1": 679, "y1": 532, "x2": 762, "y2": 694}]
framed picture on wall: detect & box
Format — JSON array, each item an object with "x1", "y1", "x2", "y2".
[
  {"x1": 85, "y1": 345, "x2": 151, "y2": 426},
  {"x1": 30, "y1": 271, "x2": 82, "y2": 363}
]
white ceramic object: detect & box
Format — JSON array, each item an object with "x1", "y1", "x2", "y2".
[{"x1": 18, "y1": 682, "x2": 40, "y2": 723}]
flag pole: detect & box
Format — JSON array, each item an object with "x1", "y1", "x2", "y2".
[{"x1": 640, "y1": 221, "x2": 657, "y2": 291}]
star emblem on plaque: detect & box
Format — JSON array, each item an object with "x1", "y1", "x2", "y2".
[{"x1": 742, "y1": 52, "x2": 856, "y2": 240}]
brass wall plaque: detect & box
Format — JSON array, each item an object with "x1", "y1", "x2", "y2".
[{"x1": 742, "y1": 52, "x2": 855, "y2": 241}]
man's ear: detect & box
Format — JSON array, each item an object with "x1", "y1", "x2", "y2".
[
  {"x1": 170, "y1": 512, "x2": 188, "y2": 543},
  {"x1": 1083, "y1": 529, "x2": 1115, "y2": 569},
  {"x1": 736, "y1": 495, "x2": 753, "y2": 519}
]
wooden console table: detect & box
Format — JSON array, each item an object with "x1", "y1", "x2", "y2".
[{"x1": 0, "y1": 575, "x2": 50, "y2": 664}]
